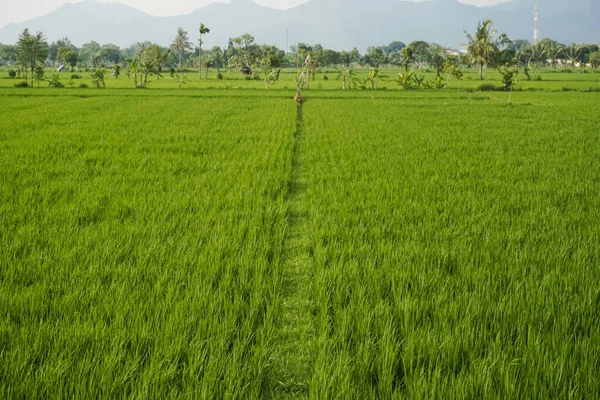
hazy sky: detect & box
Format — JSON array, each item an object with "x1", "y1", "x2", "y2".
[{"x1": 1, "y1": 0, "x2": 512, "y2": 29}]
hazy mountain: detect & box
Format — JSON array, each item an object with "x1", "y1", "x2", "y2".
[{"x1": 0, "y1": 0, "x2": 598, "y2": 50}]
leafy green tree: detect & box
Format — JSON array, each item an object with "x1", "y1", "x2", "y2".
[
  {"x1": 112, "y1": 65, "x2": 121, "y2": 79},
  {"x1": 498, "y1": 63, "x2": 519, "y2": 91},
  {"x1": 349, "y1": 47, "x2": 361, "y2": 65},
  {"x1": 97, "y1": 44, "x2": 121, "y2": 66},
  {"x1": 172, "y1": 27, "x2": 192, "y2": 69},
  {"x1": 34, "y1": 66, "x2": 45, "y2": 87},
  {"x1": 444, "y1": 58, "x2": 463, "y2": 88},
  {"x1": 400, "y1": 46, "x2": 414, "y2": 69},
  {"x1": 428, "y1": 44, "x2": 446, "y2": 77},
  {"x1": 91, "y1": 64, "x2": 107, "y2": 88},
  {"x1": 211, "y1": 46, "x2": 225, "y2": 69},
  {"x1": 57, "y1": 47, "x2": 78, "y2": 70},
  {"x1": 463, "y1": 19, "x2": 509, "y2": 80},
  {"x1": 79, "y1": 41, "x2": 101, "y2": 67},
  {"x1": 408, "y1": 40, "x2": 430, "y2": 67},
  {"x1": 48, "y1": 37, "x2": 76, "y2": 63},
  {"x1": 231, "y1": 33, "x2": 259, "y2": 75},
  {"x1": 590, "y1": 51, "x2": 600, "y2": 68},
  {"x1": 385, "y1": 41, "x2": 406, "y2": 54},
  {"x1": 0, "y1": 44, "x2": 18, "y2": 64},
  {"x1": 198, "y1": 23, "x2": 210, "y2": 80},
  {"x1": 17, "y1": 29, "x2": 49, "y2": 87},
  {"x1": 366, "y1": 47, "x2": 385, "y2": 67}
]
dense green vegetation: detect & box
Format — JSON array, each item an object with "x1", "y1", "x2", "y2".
[{"x1": 1, "y1": 85, "x2": 599, "y2": 398}]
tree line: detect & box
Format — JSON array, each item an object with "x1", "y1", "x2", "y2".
[{"x1": 2, "y1": 21, "x2": 599, "y2": 88}]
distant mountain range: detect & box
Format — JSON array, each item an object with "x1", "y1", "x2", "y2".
[{"x1": 0, "y1": 0, "x2": 598, "y2": 50}]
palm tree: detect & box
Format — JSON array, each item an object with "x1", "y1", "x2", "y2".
[
  {"x1": 565, "y1": 43, "x2": 581, "y2": 68},
  {"x1": 172, "y1": 27, "x2": 191, "y2": 69},
  {"x1": 546, "y1": 41, "x2": 563, "y2": 68},
  {"x1": 198, "y1": 23, "x2": 210, "y2": 80},
  {"x1": 463, "y1": 19, "x2": 509, "y2": 80},
  {"x1": 530, "y1": 42, "x2": 547, "y2": 68}
]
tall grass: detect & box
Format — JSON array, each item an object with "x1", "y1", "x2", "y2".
[
  {"x1": 302, "y1": 95, "x2": 600, "y2": 398},
  {"x1": 0, "y1": 94, "x2": 296, "y2": 398}
]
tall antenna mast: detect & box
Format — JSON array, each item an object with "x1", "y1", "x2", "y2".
[{"x1": 533, "y1": 0, "x2": 540, "y2": 45}]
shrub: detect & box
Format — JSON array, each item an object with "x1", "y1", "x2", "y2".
[
  {"x1": 476, "y1": 84, "x2": 500, "y2": 92},
  {"x1": 217, "y1": 73, "x2": 224, "y2": 80},
  {"x1": 47, "y1": 74, "x2": 64, "y2": 88},
  {"x1": 8, "y1": 70, "x2": 16, "y2": 78},
  {"x1": 79, "y1": 83, "x2": 89, "y2": 88},
  {"x1": 323, "y1": 75, "x2": 329, "y2": 81},
  {"x1": 14, "y1": 81, "x2": 29, "y2": 88},
  {"x1": 534, "y1": 75, "x2": 542, "y2": 81},
  {"x1": 71, "y1": 74, "x2": 81, "y2": 79}
]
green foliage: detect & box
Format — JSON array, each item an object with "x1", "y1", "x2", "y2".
[
  {"x1": 498, "y1": 63, "x2": 519, "y2": 91},
  {"x1": 8, "y1": 69, "x2": 16, "y2": 78},
  {"x1": 91, "y1": 64, "x2": 107, "y2": 88},
  {"x1": 396, "y1": 69, "x2": 415, "y2": 89},
  {"x1": 476, "y1": 83, "x2": 499, "y2": 91},
  {"x1": 590, "y1": 51, "x2": 600, "y2": 68},
  {"x1": 46, "y1": 73, "x2": 64, "y2": 88},
  {"x1": 464, "y1": 19, "x2": 509, "y2": 80},
  {"x1": 112, "y1": 65, "x2": 121, "y2": 80},
  {"x1": 13, "y1": 81, "x2": 29, "y2": 88},
  {"x1": 33, "y1": 65, "x2": 45, "y2": 87}
]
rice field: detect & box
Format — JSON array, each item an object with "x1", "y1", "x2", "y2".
[{"x1": 1, "y1": 86, "x2": 600, "y2": 398}]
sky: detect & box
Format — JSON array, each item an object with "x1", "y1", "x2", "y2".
[{"x1": 0, "y1": 0, "x2": 512, "y2": 29}]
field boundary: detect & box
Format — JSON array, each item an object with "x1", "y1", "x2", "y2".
[{"x1": 270, "y1": 101, "x2": 314, "y2": 397}]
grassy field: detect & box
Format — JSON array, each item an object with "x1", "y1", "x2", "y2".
[
  {"x1": 1, "y1": 66, "x2": 600, "y2": 92},
  {"x1": 1, "y1": 82, "x2": 600, "y2": 398}
]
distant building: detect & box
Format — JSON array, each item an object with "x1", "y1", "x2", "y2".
[{"x1": 445, "y1": 49, "x2": 467, "y2": 57}]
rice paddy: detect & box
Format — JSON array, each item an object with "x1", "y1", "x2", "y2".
[{"x1": 1, "y1": 79, "x2": 599, "y2": 398}]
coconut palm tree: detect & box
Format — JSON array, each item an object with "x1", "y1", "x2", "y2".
[
  {"x1": 463, "y1": 19, "x2": 509, "y2": 80},
  {"x1": 198, "y1": 23, "x2": 210, "y2": 80},
  {"x1": 565, "y1": 43, "x2": 581, "y2": 68},
  {"x1": 172, "y1": 27, "x2": 191, "y2": 69},
  {"x1": 546, "y1": 41, "x2": 564, "y2": 68}
]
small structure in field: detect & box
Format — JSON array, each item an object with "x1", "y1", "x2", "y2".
[{"x1": 57, "y1": 65, "x2": 67, "y2": 73}]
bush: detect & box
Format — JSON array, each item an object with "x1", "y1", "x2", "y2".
[
  {"x1": 79, "y1": 83, "x2": 89, "y2": 88},
  {"x1": 323, "y1": 75, "x2": 329, "y2": 81},
  {"x1": 534, "y1": 75, "x2": 542, "y2": 81},
  {"x1": 47, "y1": 74, "x2": 64, "y2": 88},
  {"x1": 217, "y1": 73, "x2": 223, "y2": 80},
  {"x1": 71, "y1": 74, "x2": 81, "y2": 79},
  {"x1": 8, "y1": 70, "x2": 16, "y2": 78},
  {"x1": 476, "y1": 84, "x2": 500, "y2": 92},
  {"x1": 14, "y1": 81, "x2": 29, "y2": 88}
]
